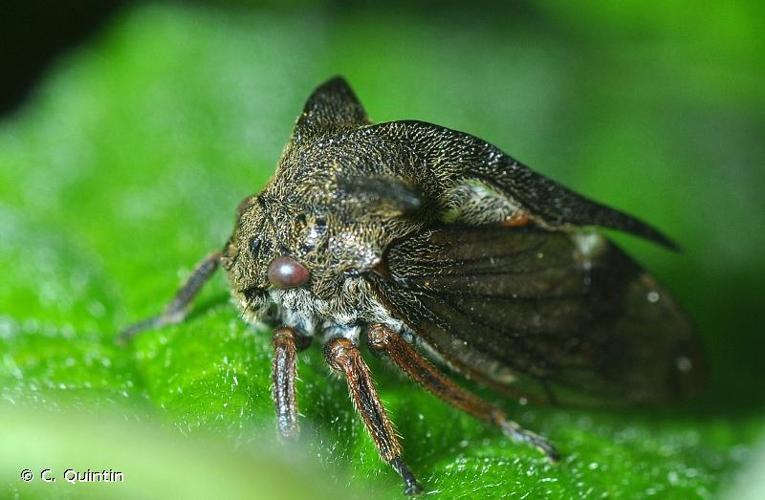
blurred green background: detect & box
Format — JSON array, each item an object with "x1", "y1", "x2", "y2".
[{"x1": 1, "y1": 1, "x2": 763, "y2": 498}]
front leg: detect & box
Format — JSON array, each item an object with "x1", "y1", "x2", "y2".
[
  {"x1": 272, "y1": 326, "x2": 308, "y2": 440},
  {"x1": 324, "y1": 337, "x2": 422, "y2": 495},
  {"x1": 119, "y1": 251, "x2": 221, "y2": 343}
]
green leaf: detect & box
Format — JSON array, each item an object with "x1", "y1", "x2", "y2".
[{"x1": 1, "y1": 3, "x2": 763, "y2": 498}]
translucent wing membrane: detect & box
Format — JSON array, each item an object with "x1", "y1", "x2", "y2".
[{"x1": 368, "y1": 225, "x2": 703, "y2": 406}]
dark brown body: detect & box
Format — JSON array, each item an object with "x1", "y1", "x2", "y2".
[{"x1": 122, "y1": 77, "x2": 704, "y2": 495}]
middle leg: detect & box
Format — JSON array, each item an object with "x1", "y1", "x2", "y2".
[{"x1": 324, "y1": 337, "x2": 422, "y2": 495}]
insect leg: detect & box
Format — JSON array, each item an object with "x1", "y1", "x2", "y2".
[
  {"x1": 272, "y1": 326, "x2": 307, "y2": 439},
  {"x1": 118, "y1": 251, "x2": 221, "y2": 343},
  {"x1": 324, "y1": 337, "x2": 422, "y2": 495},
  {"x1": 367, "y1": 323, "x2": 559, "y2": 461}
]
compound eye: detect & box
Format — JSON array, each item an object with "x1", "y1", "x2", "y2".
[{"x1": 267, "y1": 256, "x2": 310, "y2": 289}]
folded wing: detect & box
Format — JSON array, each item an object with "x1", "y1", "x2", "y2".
[{"x1": 367, "y1": 225, "x2": 703, "y2": 406}]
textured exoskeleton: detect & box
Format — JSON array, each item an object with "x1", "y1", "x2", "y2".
[{"x1": 122, "y1": 77, "x2": 704, "y2": 495}]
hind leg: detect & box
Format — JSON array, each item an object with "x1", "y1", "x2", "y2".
[{"x1": 367, "y1": 323, "x2": 558, "y2": 461}]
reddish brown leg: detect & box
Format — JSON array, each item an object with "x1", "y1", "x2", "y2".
[
  {"x1": 119, "y1": 251, "x2": 222, "y2": 343},
  {"x1": 272, "y1": 327, "x2": 302, "y2": 440},
  {"x1": 368, "y1": 324, "x2": 559, "y2": 461},
  {"x1": 324, "y1": 337, "x2": 422, "y2": 495}
]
